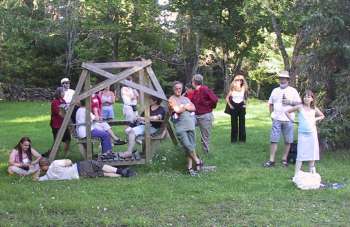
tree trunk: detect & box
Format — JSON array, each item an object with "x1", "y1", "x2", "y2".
[
  {"x1": 271, "y1": 14, "x2": 290, "y2": 71},
  {"x1": 290, "y1": 27, "x2": 308, "y2": 86},
  {"x1": 191, "y1": 33, "x2": 201, "y2": 76}
]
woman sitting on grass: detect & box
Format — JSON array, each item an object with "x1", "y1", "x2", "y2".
[{"x1": 8, "y1": 137, "x2": 42, "y2": 178}]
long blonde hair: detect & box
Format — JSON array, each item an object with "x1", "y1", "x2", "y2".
[{"x1": 229, "y1": 74, "x2": 248, "y2": 93}]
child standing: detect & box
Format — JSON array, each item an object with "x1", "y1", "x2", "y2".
[{"x1": 286, "y1": 90, "x2": 325, "y2": 175}]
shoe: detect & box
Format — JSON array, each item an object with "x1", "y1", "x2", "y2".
[
  {"x1": 188, "y1": 168, "x2": 198, "y2": 176},
  {"x1": 281, "y1": 160, "x2": 288, "y2": 167},
  {"x1": 195, "y1": 160, "x2": 204, "y2": 171},
  {"x1": 263, "y1": 160, "x2": 275, "y2": 168},
  {"x1": 118, "y1": 168, "x2": 136, "y2": 177},
  {"x1": 113, "y1": 139, "x2": 127, "y2": 146},
  {"x1": 118, "y1": 152, "x2": 132, "y2": 159}
]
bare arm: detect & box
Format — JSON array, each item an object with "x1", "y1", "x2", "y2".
[
  {"x1": 285, "y1": 105, "x2": 300, "y2": 122},
  {"x1": 8, "y1": 150, "x2": 23, "y2": 167},
  {"x1": 225, "y1": 92, "x2": 233, "y2": 109},
  {"x1": 315, "y1": 107, "x2": 325, "y2": 122},
  {"x1": 30, "y1": 148, "x2": 42, "y2": 165}
]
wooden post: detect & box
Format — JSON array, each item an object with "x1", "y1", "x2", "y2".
[
  {"x1": 138, "y1": 69, "x2": 145, "y2": 111},
  {"x1": 85, "y1": 73, "x2": 92, "y2": 160},
  {"x1": 49, "y1": 70, "x2": 88, "y2": 162},
  {"x1": 143, "y1": 77, "x2": 151, "y2": 163}
]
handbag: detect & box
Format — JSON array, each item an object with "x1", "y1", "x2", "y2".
[{"x1": 224, "y1": 103, "x2": 232, "y2": 115}]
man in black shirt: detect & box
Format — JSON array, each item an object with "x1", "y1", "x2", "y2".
[{"x1": 119, "y1": 96, "x2": 166, "y2": 158}]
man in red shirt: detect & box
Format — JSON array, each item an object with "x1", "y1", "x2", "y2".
[{"x1": 190, "y1": 74, "x2": 218, "y2": 153}]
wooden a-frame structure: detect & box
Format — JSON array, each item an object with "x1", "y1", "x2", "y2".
[{"x1": 49, "y1": 59, "x2": 177, "y2": 165}]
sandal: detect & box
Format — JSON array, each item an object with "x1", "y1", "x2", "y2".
[
  {"x1": 281, "y1": 160, "x2": 288, "y2": 167},
  {"x1": 263, "y1": 160, "x2": 275, "y2": 168},
  {"x1": 195, "y1": 159, "x2": 204, "y2": 171}
]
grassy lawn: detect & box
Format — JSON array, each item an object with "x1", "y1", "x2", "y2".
[{"x1": 0, "y1": 100, "x2": 349, "y2": 226}]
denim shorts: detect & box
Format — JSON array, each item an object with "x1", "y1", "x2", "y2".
[{"x1": 270, "y1": 120, "x2": 294, "y2": 143}]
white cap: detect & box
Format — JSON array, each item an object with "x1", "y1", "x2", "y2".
[
  {"x1": 278, "y1": 71, "x2": 290, "y2": 78},
  {"x1": 61, "y1": 78, "x2": 70, "y2": 84}
]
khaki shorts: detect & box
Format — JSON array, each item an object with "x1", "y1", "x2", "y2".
[
  {"x1": 270, "y1": 120, "x2": 294, "y2": 144},
  {"x1": 77, "y1": 160, "x2": 104, "y2": 178}
]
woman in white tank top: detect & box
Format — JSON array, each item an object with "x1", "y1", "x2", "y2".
[{"x1": 225, "y1": 74, "x2": 248, "y2": 143}]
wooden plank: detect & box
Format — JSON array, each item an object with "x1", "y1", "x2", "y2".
[
  {"x1": 82, "y1": 60, "x2": 151, "y2": 80},
  {"x1": 49, "y1": 70, "x2": 88, "y2": 162},
  {"x1": 87, "y1": 61, "x2": 151, "y2": 69},
  {"x1": 138, "y1": 69, "x2": 145, "y2": 110},
  {"x1": 85, "y1": 73, "x2": 92, "y2": 160},
  {"x1": 119, "y1": 80, "x2": 166, "y2": 100},
  {"x1": 144, "y1": 94, "x2": 151, "y2": 163},
  {"x1": 146, "y1": 67, "x2": 167, "y2": 100},
  {"x1": 167, "y1": 122, "x2": 178, "y2": 146},
  {"x1": 77, "y1": 64, "x2": 148, "y2": 101}
]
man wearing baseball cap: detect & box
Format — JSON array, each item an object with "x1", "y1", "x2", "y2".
[
  {"x1": 264, "y1": 71, "x2": 301, "y2": 168},
  {"x1": 60, "y1": 78, "x2": 75, "y2": 105}
]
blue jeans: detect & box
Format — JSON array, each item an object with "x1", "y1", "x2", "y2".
[{"x1": 91, "y1": 129, "x2": 112, "y2": 154}]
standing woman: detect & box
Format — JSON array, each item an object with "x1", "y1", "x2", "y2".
[
  {"x1": 50, "y1": 87, "x2": 71, "y2": 156},
  {"x1": 8, "y1": 137, "x2": 42, "y2": 177},
  {"x1": 225, "y1": 74, "x2": 248, "y2": 143},
  {"x1": 286, "y1": 90, "x2": 325, "y2": 175},
  {"x1": 100, "y1": 86, "x2": 116, "y2": 121}
]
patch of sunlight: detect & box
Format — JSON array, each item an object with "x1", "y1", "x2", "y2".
[{"x1": 4, "y1": 115, "x2": 50, "y2": 123}]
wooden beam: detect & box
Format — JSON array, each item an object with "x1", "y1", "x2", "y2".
[
  {"x1": 85, "y1": 73, "x2": 92, "y2": 160},
  {"x1": 138, "y1": 69, "x2": 145, "y2": 110},
  {"x1": 77, "y1": 65, "x2": 143, "y2": 101},
  {"x1": 167, "y1": 122, "x2": 178, "y2": 146},
  {"x1": 49, "y1": 70, "x2": 88, "y2": 162},
  {"x1": 82, "y1": 60, "x2": 151, "y2": 79},
  {"x1": 146, "y1": 67, "x2": 167, "y2": 100},
  {"x1": 87, "y1": 60, "x2": 151, "y2": 69},
  {"x1": 119, "y1": 80, "x2": 167, "y2": 100}
]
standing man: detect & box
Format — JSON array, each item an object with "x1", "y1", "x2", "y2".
[
  {"x1": 263, "y1": 71, "x2": 301, "y2": 168},
  {"x1": 190, "y1": 74, "x2": 218, "y2": 153},
  {"x1": 61, "y1": 78, "x2": 75, "y2": 105}
]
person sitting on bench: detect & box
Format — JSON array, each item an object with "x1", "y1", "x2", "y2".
[
  {"x1": 118, "y1": 96, "x2": 166, "y2": 158},
  {"x1": 75, "y1": 100, "x2": 125, "y2": 154},
  {"x1": 37, "y1": 158, "x2": 134, "y2": 181}
]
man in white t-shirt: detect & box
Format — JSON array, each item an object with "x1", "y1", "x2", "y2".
[
  {"x1": 61, "y1": 78, "x2": 75, "y2": 105},
  {"x1": 263, "y1": 71, "x2": 301, "y2": 168}
]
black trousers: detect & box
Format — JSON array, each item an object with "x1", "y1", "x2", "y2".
[{"x1": 230, "y1": 102, "x2": 246, "y2": 142}]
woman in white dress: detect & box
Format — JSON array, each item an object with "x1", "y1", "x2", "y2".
[{"x1": 286, "y1": 90, "x2": 324, "y2": 175}]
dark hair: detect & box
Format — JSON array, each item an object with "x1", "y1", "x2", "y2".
[
  {"x1": 303, "y1": 90, "x2": 316, "y2": 109},
  {"x1": 80, "y1": 99, "x2": 86, "y2": 106},
  {"x1": 185, "y1": 83, "x2": 194, "y2": 90},
  {"x1": 14, "y1": 137, "x2": 32, "y2": 163},
  {"x1": 54, "y1": 87, "x2": 65, "y2": 99},
  {"x1": 150, "y1": 96, "x2": 162, "y2": 105}
]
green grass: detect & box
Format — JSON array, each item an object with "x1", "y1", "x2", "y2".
[{"x1": 0, "y1": 100, "x2": 349, "y2": 226}]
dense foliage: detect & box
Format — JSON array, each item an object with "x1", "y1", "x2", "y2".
[{"x1": 0, "y1": 0, "x2": 349, "y2": 148}]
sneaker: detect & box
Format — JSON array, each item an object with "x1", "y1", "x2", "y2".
[
  {"x1": 113, "y1": 139, "x2": 127, "y2": 146},
  {"x1": 188, "y1": 168, "x2": 199, "y2": 177},
  {"x1": 263, "y1": 160, "x2": 275, "y2": 168}
]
